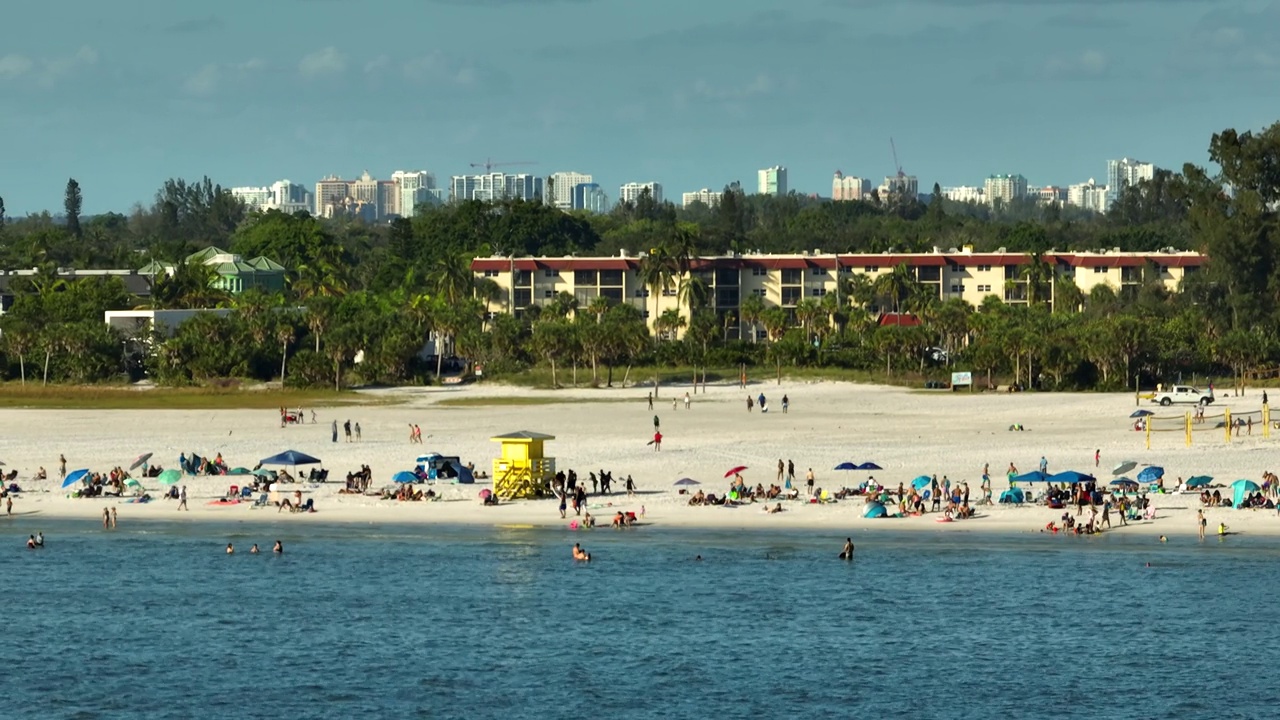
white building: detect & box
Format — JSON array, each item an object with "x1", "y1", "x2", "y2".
[
  {"x1": 391, "y1": 171, "x2": 441, "y2": 218},
  {"x1": 681, "y1": 188, "x2": 721, "y2": 208},
  {"x1": 942, "y1": 186, "x2": 985, "y2": 204},
  {"x1": 832, "y1": 171, "x2": 869, "y2": 201},
  {"x1": 757, "y1": 166, "x2": 787, "y2": 196},
  {"x1": 1068, "y1": 179, "x2": 1110, "y2": 213},
  {"x1": 571, "y1": 183, "x2": 610, "y2": 213},
  {"x1": 984, "y1": 174, "x2": 1029, "y2": 205},
  {"x1": 877, "y1": 175, "x2": 919, "y2": 200},
  {"x1": 232, "y1": 181, "x2": 312, "y2": 214},
  {"x1": 1106, "y1": 158, "x2": 1156, "y2": 206},
  {"x1": 451, "y1": 173, "x2": 544, "y2": 202},
  {"x1": 548, "y1": 171, "x2": 592, "y2": 211},
  {"x1": 619, "y1": 182, "x2": 663, "y2": 205}
]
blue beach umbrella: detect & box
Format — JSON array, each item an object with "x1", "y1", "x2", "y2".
[
  {"x1": 1012, "y1": 470, "x2": 1050, "y2": 483},
  {"x1": 1232, "y1": 479, "x2": 1261, "y2": 508},
  {"x1": 62, "y1": 469, "x2": 90, "y2": 488},
  {"x1": 674, "y1": 477, "x2": 700, "y2": 487},
  {"x1": 260, "y1": 450, "x2": 322, "y2": 466},
  {"x1": 1110, "y1": 478, "x2": 1138, "y2": 488},
  {"x1": 834, "y1": 462, "x2": 858, "y2": 471},
  {"x1": 911, "y1": 475, "x2": 932, "y2": 490},
  {"x1": 1137, "y1": 466, "x2": 1164, "y2": 483},
  {"x1": 857, "y1": 462, "x2": 883, "y2": 471},
  {"x1": 1187, "y1": 475, "x2": 1212, "y2": 488},
  {"x1": 392, "y1": 471, "x2": 418, "y2": 484},
  {"x1": 1130, "y1": 409, "x2": 1154, "y2": 418}
]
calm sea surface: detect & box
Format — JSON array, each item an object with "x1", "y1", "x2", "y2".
[{"x1": 2, "y1": 519, "x2": 1278, "y2": 719}]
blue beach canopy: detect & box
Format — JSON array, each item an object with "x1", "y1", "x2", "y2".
[
  {"x1": 864, "y1": 502, "x2": 888, "y2": 519},
  {"x1": 259, "y1": 450, "x2": 322, "y2": 466},
  {"x1": 857, "y1": 462, "x2": 883, "y2": 471},
  {"x1": 62, "y1": 468, "x2": 90, "y2": 488},
  {"x1": 834, "y1": 462, "x2": 858, "y2": 471},
  {"x1": 1012, "y1": 471, "x2": 1050, "y2": 483},
  {"x1": 392, "y1": 471, "x2": 418, "y2": 484},
  {"x1": 1137, "y1": 466, "x2": 1164, "y2": 483},
  {"x1": 999, "y1": 488, "x2": 1025, "y2": 504},
  {"x1": 1047, "y1": 471, "x2": 1096, "y2": 485}
]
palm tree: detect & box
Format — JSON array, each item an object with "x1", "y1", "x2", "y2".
[
  {"x1": 1, "y1": 320, "x2": 35, "y2": 384},
  {"x1": 655, "y1": 308, "x2": 686, "y2": 341},
  {"x1": 740, "y1": 294, "x2": 766, "y2": 343},
  {"x1": 473, "y1": 276, "x2": 502, "y2": 328},
  {"x1": 587, "y1": 295, "x2": 613, "y2": 323},
  {"x1": 1018, "y1": 252, "x2": 1054, "y2": 307},
  {"x1": 431, "y1": 251, "x2": 474, "y2": 306},
  {"x1": 793, "y1": 298, "x2": 823, "y2": 343},
  {"x1": 638, "y1": 247, "x2": 676, "y2": 396},
  {"x1": 275, "y1": 318, "x2": 296, "y2": 385},
  {"x1": 872, "y1": 263, "x2": 919, "y2": 314}
]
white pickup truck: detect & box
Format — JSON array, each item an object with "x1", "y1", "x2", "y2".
[{"x1": 1151, "y1": 385, "x2": 1214, "y2": 406}]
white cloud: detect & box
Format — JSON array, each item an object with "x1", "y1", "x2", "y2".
[
  {"x1": 0, "y1": 46, "x2": 96, "y2": 85},
  {"x1": 299, "y1": 47, "x2": 346, "y2": 77},
  {"x1": 680, "y1": 73, "x2": 776, "y2": 103},
  {"x1": 182, "y1": 59, "x2": 265, "y2": 96},
  {"x1": 0, "y1": 54, "x2": 34, "y2": 79},
  {"x1": 364, "y1": 55, "x2": 390, "y2": 74}
]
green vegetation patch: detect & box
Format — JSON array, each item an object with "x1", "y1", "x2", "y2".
[{"x1": 0, "y1": 385, "x2": 401, "y2": 410}]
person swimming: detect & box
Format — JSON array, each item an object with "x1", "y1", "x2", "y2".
[
  {"x1": 572, "y1": 543, "x2": 591, "y2": 562},
  {"x1": 35, "y1": 532, "x2": 43, "y2": 547},
  {"x1": 1159, "y1": 535, "x2": 1168, "y2": 543},
  {"x1": 839, "y1": 538, "x2": 854, "y2": 559},
  {"x1": 26, "y1": 535, "x2": 36, "y2": 549},
  {"x1": 226, "y1": 543, "x2": 234, "y2": 554},
  {"x1": 250, "y1": 544, "x2": 260, "y2": 554},
  {"x1": 273, "y1": 540, "x2": 283, "y2": 553}
]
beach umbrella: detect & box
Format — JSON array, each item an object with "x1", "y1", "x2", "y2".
[
  {"x1": 911, "y1": 475, "x2": 932, "y2": 490},
  {"x1": 129, "y1": 452, "x2": 153, "y2": 471},
  {"x1": 1137, "y1": 466, "x2": 1164, "y2": 483},
  {"x1": 1110, "y1": 478, "x2": 1138, "y2": 488},
  {"x1": 157, "y1": 469, "x2": 182, "y2": 485},
  {"x1": 228, "y1": 467, "x2": 252, "y2": 475},
  {"x1": 479, "y1": 488, "x2": 492, "y2": 501},
  {"x1": 1187, "y1": 475, "x2": 1213, "y2": 488},
  {"x1": 260, "y1": 450, "x2": 321, "y2": 466},
  {"x1": 392, "y1": 471, "x2": 418, "y2": 484},
  {"x1": 1130, "y1": 409, "x2": 1154, "y2": 418},
  {"x1": 673, "y1": 478, "x2": 700, "y2": 486},
  {"x1": 1112, "y1": 460, "x2": 1137, "y2": 476},
  {"x1": 1012, "y1": 470, "x2": 1050, "y2": 483},
  {"x1": 62, "y1": 469, "x2": 90, "y2": 488},
  {"x1": 252, "y1": 468, "x2": 274, "y2": 477},
  {"x1": 834, "y1": 461, "x2": 858, "y2": 471},
  {"x1": 858, "y1": 462, "x2": 883, "y2": 471},
  {"x1": 1232, "y1": 479, "x2": 1261, "y2": 508},
  {"x1": 124, "y1": 477, "x2": 143, "y2": 488},
  {"x1": 724, "y1": 465, "x2": 748, "y2": 478},
  {"x1": 1048, "y1": 471, "x2": 1096, "y2": 485}
]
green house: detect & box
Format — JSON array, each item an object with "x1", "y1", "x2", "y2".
[{"x1": 139, "y1": 247, "x2": 287, "y2": 295}]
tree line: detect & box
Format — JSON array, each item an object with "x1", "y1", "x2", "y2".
[{"x1": 0, "y1": 122, "x2": 1276, "y2": 390}]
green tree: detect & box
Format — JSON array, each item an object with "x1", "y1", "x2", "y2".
[{"x1": 64, "y1": 178, "x2": 82, "y2": 239}]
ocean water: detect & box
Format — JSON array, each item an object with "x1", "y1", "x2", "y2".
[{"x1": 2, "y1": 520, "x2": 1278, "y2": 719}]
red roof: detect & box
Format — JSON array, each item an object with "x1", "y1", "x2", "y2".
[
  {"x1": 878, "y1": 313, "x2": 921, "y2": 327},
  {"x1": 1066, "y1": 256, "x2": 1147, "y2": 268}
]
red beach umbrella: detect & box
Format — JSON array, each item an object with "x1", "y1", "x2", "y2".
[{"x1": 724, "y1": 465, "x2": 748, "y2": 478}]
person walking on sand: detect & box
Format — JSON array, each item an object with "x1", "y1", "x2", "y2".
[
  {"x1": 747, "y1": 396, "x2": 754, "y2": 412},
  {"x1": 178, "y1": 485, "x2": 188, "y2": 511},
  {"x1": 1198, "y1": 509, "x2": 1206, "y2": 540},
  {"x1": 355, "y1": 422, "x2": 362, "y2": 442},
  {"x1": 672, "y1": 397, "x2": 677, "y2": 411},
  {"x1": 343, "y1": 420, "x2": 352, "y2": 442},
  {"x1": 414, "y1": 424, "x2": 423, "y2": 443},
  {"x1": 652, "y1": 430, "x2": 662, "y2": 451},
  {"x1": 647, "y1": 392, "x2": 653, "y2": 411},
  {"x1": 787, "y1": 459, "x2": 795, "y2": 486},
  {"x1": 1094, "y1": 449, "x2": 1101, "y2": 468},
  {"x1": 806, "y1": 468, "x2": 815, "y2": 497},
  {"x1": 683, "y1": 392, "x2": 690, "y2": 410},
  {"x1": 782, "y1": 394, "x2": 789, "y2": 414},
  {"x1": 777, "y1": 459, "x2": 784, "y2": 484},
  {"x1": 59, "y1": 454, "x2": 67, "y2": 480},
  {"x1": 6, "y1": 495, "x2": 12, "y2": 516},
  {"x1": 331, "y1": 420, "x2": 339, "y2": 443},
  {"x1": 626, "y1": 475, "x2": 636, "y2": 497},
  {"x1": 653, "y1": 414, "x2": 660, "y2": 430}
]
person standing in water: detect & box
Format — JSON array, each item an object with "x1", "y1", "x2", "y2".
[
  {"x1": 103, "y1": 508, "x2": 110, "y2": 529},
  {"x1": 226, "y1": 543, "x2": 234, "y2": 554},
  {"x1": 110, "y1": 507, "x2": 117, "y2": 529},
  {"x1": 840, "y1": 538, "x2": 854, "y2": 559},
  {"x1": 250, "y1": 544, "x2": 260, "y2": 554},
  {"x1": 273, "y1": 540, "x2": 283, "y2": 553},
  {"x1": 1197, "y1": 509, "x2": 1206, "y2": 540}
]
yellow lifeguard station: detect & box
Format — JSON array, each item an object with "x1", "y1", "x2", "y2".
[{"x1": 491, "y1": 430, "x2": 557, "y2": 499}]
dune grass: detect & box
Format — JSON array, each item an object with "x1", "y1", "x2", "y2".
[
  {"x1": 435, "y1": 396, "x2": 621, "y2": 408},
  {"x1": 0, "y1": 385, "x2": 403, "y2": 410}
]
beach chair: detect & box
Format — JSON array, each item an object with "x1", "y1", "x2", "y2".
[
  {"x1": 251, "y1": 493, "x2": 269, "y2": 509},
  {"x1": 240, "y1": 486, "x2": 253, "y2": 499}
]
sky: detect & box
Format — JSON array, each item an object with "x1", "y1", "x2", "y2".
[{"x1": 1, "y1": 0, "x2": 1278, "y2": 214}]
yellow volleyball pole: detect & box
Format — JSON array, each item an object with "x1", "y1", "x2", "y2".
[
  {"x1": 1224, "y1": 408, "x2": 1231, "y2": 443},
  {"x1": 1145, "y1": 417, "x2": 1151, "y2": 450},
  {"x1": 1186, "y1": 411, "x2": 1192, "y2": 447},
  {"x1": 1266, "y1": 404, "x2": 1271, "y2": 439}
]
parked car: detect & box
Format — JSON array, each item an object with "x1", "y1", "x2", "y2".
[{"x1": 1151, "y1": 385, "x2": 1214, "y2": 406}]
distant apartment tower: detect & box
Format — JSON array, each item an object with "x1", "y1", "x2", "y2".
[
  {"x1": 450, "y1": 173, "x2": 544, "y2": 202},
  {"x1": 1068, "y1": 179, "x2": 1110, "y2": 213},
  {"x1": 878, "y1": 175, "x2": 919, "y2": 200},
  {"x1": 548, "y1": 172, "x2": 592, "y2": 210},
  {"x1": 619, "y1": 182, "x2": 663, "y2": 205},
  {"x1": 1106, "y1": 158, "x2": 1156, "y2": 206},
  {"x1": 757, "y1": 166, "x2": 787, "y2": 196},
  {"x1": 832, "y1": 171, "x2": 869, "y2": 201},
  {"x1": 315, "y1": 175, "x2": 351, "y2": 216},
  {"x1": 984, "y1": 174, "x2": 1029, "y2": 205},
  {"x1": 230, "y1": 186, "x2": 272, "y2": 210},
  {"x1": 942, "y1": 186, "x2": 985, "y2": 204},
  {"x1": 391, "y1": 171, "x2": 440, "y2": 218},
  {"x1": 571, "y1": 183, "x2": 610, "y2": 213},
  {"x1": 1038, "y1": 186, "x2": 1068, "y2": 205},
  {"x1": 682, "y1": 188, "x2": 721, "y2": 208}
]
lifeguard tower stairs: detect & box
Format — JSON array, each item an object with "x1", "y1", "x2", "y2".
[{"x1": 491, "y1": 430, "x2": 556, "y2": 499}]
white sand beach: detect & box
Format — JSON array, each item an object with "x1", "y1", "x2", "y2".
[{"x1": 1, "y1": 380, "x2": 1276, "y2": 538}]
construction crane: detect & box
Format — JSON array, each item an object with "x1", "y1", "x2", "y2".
[
  {"x1": 469, "y1": 158, "x2": 538, "y2": 173},
  {"x1": 890, "y1": 137, "x2": 905, "y2": 180}
]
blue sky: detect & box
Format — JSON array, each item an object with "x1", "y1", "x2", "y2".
[{"x1": 2, "y1": 0, "x2": 1278, "y2": 214}]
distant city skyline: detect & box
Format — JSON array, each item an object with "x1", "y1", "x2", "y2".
[{"x1": 3, "y1": 0, "x2": 1276, "y2": 214}]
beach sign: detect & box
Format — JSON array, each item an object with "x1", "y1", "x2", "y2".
[{"x1": 950, "y1": 371, "x2": 973, "y2": 390}]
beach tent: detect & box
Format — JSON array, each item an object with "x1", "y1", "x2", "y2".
[
  {"x1": 1011, "y1": 471, "x2": 1050, "y2": 483},
  {"x1": 62, "y1": 469, "x2": 90, "y2": 488},
  {"x1": 1047, "y1": 471, "x2": 1096, "y2": 485},
  {"x1": 911, "y1": 475, "x2": 932, "y2": 490},
  {"x1": 1187, "y1": 475, "x2": 1212, "y2": 488},
  {"x1": 864, "y1": 502, "x2": 888, "y2": 519},
  {"x1": 999, "y1": 488, "x2": 1025, "y2": 504},
  {"x1": 1137, "y1": 466, "x2": 1164, "y2": 483},
  {"x1": 260, "y1": 450, "x2": 321, "y2": 467},
  {"x1": 1232, "y1": 479, "x2": 1260, "y2": 508},
  {"x1": 415, "y1": 454, "x2": 474, "y2": 484}
]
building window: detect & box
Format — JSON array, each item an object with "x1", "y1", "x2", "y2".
[
  {"x1": 513, "y1": 289, "x2": 532, "y2": 307},
  {"x1": 543, "y1": 269, "x2": 557, "y2": 278},
  {"x1": 483, "y1": 269, "x2": 499, "y2": 277},
  {"x1": 977, "y1": 284, "x2": 992, "y2": 292},
  {"x1": 950, "y1": 264, "x2": 964, "y2": 272},
  {"x1": 811, "y1": 267, "x2": 826, "y2": 276},
  {"x1": 714, "y1": 268, "x2": 739, "y2": 286},
  {"x1": 598, "y1": 269, "x2": 623, "y2": 285},
  {"x1": 751, "y1": 267, "x2": 766, "y2": 276},
  {"x1": 662, "y1": 288, "x2": 676, "y2": 296},
  {"x1": 601, "y1": 287, "x2": 623, "y2": 301},
  {"x1": 950, "y1": 285, "x2": 961, "y2": 293},
  {"x1": 752, "y1": 288, "x2": 765, "y2": 297},
  {"x1": 574, "y1": 269, "x2": 598, "y2": 285},
  {"x1": 781, "y1": 268, "x2": 802, "y2": 285},
  {"x1": 811, "y1": 288, "x2": 827, "y2": 296},
  {"x1": 864, "y1": 266, "x2": 879, "y2": 273},
  {"x1": 917, "y1": 266, "x2": 940, "y2": 282},
  {"x1": 1094, "y1": 267, "x2": 1107, "y2": 273},
  {"x1": 514, "y1": 270, "x2": 533, "y2": 285},
  {"x1": 634, "y1": 289, "x2": 647, "y2": 298},
  {"x1": 977, "y1": 264, "x2": 992, "y2": 272},
  {"x1": 781, "y1": 287, "x2": 801, "y2": 305},
  {"x1": 544, "y1": 290, "x2": 554, "y2": 298},
  {"x1": 1159, "y1": 266, "x2": 1168, "y2": 273}
]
